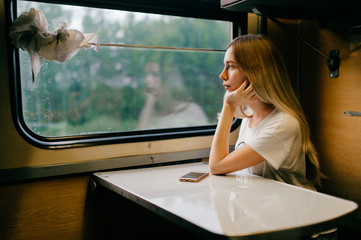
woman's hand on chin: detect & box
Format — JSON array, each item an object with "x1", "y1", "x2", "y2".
[{"x1": 224, "y1": 81, "x2": 258, "y2": 108}]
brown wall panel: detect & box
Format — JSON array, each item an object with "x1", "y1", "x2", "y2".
[{"x1": 0, "y1": 176, "x2": 90, "y2": 240}]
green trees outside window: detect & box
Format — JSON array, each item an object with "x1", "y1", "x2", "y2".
[{"x1": 17, "y1": 1, "x2": 230, "y2": 137}]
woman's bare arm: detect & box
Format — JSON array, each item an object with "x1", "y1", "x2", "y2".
[{"x1": 209, "y1": 82, "x2": 264, "y2": 174}]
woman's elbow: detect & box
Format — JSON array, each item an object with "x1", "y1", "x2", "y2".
[
  {"x1": 209, "y1": 166, "x2": 216, "y2": 175},
  {"x1": 209, "y1": 154, "x2": 229, "y2": 175},
  {"x1": 209, "y1": 162, "x2": 223, "y2": 175}
]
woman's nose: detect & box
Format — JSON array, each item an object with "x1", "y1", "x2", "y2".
[{"x1": 219, "y1": 68, "x2": 227, "y2": 81}]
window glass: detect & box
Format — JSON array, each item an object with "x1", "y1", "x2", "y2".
[{"x1": 17, "y1": 1, "x2": 230, "y2": 137}]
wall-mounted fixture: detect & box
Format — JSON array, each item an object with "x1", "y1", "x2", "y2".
[{"x1": 344, "y1": 111, "x2": 361, "y2": 117}]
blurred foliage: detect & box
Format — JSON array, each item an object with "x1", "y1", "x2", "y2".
[{"x1": 17, "y1": 1, "x2": 230, "y2": 136}]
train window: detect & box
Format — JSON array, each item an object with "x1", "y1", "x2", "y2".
[{"x1": 11, "y1": 0, "x2": 239, "y2": 147}]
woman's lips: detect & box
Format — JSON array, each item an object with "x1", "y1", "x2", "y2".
[{"x1": 224, "y1": 84, "x2": 231, "y2": 90}]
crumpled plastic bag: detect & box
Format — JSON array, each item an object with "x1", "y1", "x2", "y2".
[{"x1": 9, "y1": 8, "x2": 99, "y2": 82}]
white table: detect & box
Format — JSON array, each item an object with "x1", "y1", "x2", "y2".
[{"x1": 92, "y1": 162, "x2": 358, "y2": 239}]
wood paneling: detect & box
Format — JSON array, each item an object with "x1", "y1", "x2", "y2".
[{"x1": 0, "y1": 176, "x2": 90, "y2": 240}]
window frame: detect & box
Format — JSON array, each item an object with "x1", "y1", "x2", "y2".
[{"x1": 6, "y1": 0, "x2": 246, "y2": 149}]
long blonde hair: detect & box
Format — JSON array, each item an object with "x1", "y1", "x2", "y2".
[{"x1": 229, "y1": 34, "x2": 322, "y2": 187}]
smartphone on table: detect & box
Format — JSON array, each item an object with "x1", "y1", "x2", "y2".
[{"x1": 179, "y1": 172, "x2": 209, "y2": 182}]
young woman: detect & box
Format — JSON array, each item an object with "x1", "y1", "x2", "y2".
[{"x1": 209, "y1": 34, "x2": 322, "y2": 190}]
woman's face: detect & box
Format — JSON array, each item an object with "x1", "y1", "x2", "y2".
[
  {"x1": 219, "y1": 46, "x2": 247, "y2": 92},
  {"x1": 145, "y1": 65, "x2": 162, "y2": 95}
]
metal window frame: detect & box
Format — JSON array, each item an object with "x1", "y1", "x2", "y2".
[{"x1": 5, "y1": 0, "x2": 246, "y2": 149}]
